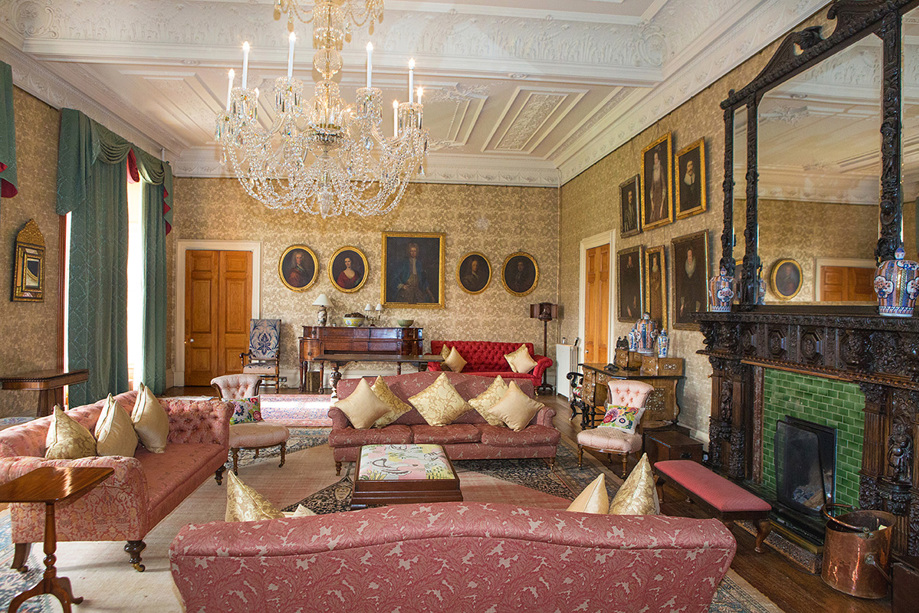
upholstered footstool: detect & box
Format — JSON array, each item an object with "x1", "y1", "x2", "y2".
[
  {"x1": 228, "y1": 423, "x2": 290, "y2": 475},
  {"x1": 351, "y1": 444, "x2": 463, "y2": 509},
  {"x1": 576, "y1": 428, "x2": 642, "y2": 475}
]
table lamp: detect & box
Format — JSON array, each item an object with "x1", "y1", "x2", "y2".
[
  {"x1": 375, "y1": 303, "x2": 383, "y2": 326},
  {"x1": 313, "y1": 293, "x2": 331, "y2": 326},
  {"x1": 529, "y1": 302, "x2": 558, "y2": 395}
]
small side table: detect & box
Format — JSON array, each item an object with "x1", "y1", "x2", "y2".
[
  {"x1": 0, "y1": 466, "x2": 113, "y2": 613},
  {"x1": 645, "y1": 430, "x2": 703, "y2": 464}
]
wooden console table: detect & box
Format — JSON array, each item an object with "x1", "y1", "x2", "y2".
[
  {"x1": 0, "y1": 369, "x2": 89, "y2": 417},
  {"x1": 578, "y1": 362, "x2": 684, "y2": 431},
  {"x1": 299, "y1": 326, "x2": 424, "y2": 392}
]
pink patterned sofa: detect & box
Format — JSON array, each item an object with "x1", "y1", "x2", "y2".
[
  {"x1": 0, "y1": 390, "x2": 230, "y2": 571},
  {"x1": 329, "y1": 372, "x2": 559, "y2": 475},
  {"x1": 428, "y1": 340, "x2": 552, "y2": 387},
  {"x1": 170, "y1": 501, "x2": 737, "y2": 612}
]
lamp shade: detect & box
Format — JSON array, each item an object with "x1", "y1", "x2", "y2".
[
  {"x1": 530, "y1": 303, "x2": 557, "y2": 322},
  {"x1": 312, "y1": 293, "x2": 331, "y2": 307},
  {"x1": 375, "y1": 303, "x2": 383, "y2": 312}
]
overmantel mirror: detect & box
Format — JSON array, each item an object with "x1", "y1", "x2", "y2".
[{"x1": 721, "y1": 0, "x2": 919, "y2": 309}]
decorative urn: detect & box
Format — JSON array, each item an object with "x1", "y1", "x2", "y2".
[
  {"x1": 627, "y1": 329, "x2": 638, "y2": 352},
  {"x1": 874, "y1": 247, "x2": 919, "y2": 317},
  {"x1": 708, "y1": 266, "x2": 735, "y2": 313},
  {"x1": 631, "y1": 313, "x2": 659, "y2": 355},
  {"x1": 657, "y1": 330, "x2": 670, "y2": 358}
]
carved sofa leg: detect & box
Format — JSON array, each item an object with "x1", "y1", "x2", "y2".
[
  {"x1": 125, "y1": 540, "x2": 146, "y2": 572},
  {"x1": 11, "y1": 543, "x2": 31, "y2": 572},
  {"x1": 215, "y1": 465, "x2": 227, "y2": 485},
  {"x1": 231, "y1": 449, "x2": 240, "y2": 475},
  {"x1": 279, "y1": 442, "x2": 286, "y2": 468},
  {"x1": 335, "y1": 461, "x2": 342, "y2": 476},
  {"x1": 577, "y1": 445, "x2": 583, "y2": 468}
]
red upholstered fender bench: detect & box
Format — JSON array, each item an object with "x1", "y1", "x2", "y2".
[{"x1": 654, "y1": 460, "x2": 773, "y2": 553}]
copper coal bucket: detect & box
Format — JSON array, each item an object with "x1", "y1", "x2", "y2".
[{"x1": 821, "y1": 503, "x2": 895, "y2": 599}]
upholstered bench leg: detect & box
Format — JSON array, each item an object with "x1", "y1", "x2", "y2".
[
  {"x1": 231, "y1": 449, "x2": 240, "y2": 475},
  {"x1": 254, "y1": 449, "x2": 260, "y2": 459},
  {"x1": 125, "y1": 540, "x2": 146, "y2": 572},
  {"x1": 755, "y1": 519, "x2": 772, "y2": 553},
  {"x1": 11, "y1": 543, "x2": 30, "y2": 572},
  {"x1": 215, "y1": 465, "x2": 227, "y2": 485},
  {"x1": 279, "y1": 442, "x2": 287, "y2": 468},
  {"x1": 335, "y1": 461, "x2": 342, "y2": 476}
]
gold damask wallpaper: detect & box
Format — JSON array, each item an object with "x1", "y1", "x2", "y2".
[
  {"x1": 167, "y1": 180, "x2": 559, "y2": 383},
  {"x1": 0, "y1": 89, "x2": 61, "y2": 418}
]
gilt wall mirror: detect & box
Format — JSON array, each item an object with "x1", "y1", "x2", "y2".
[{"x1": 12, "y1": 219, "x2": 45, "y2": 302}]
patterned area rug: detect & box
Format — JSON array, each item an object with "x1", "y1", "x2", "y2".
[{"x1": 259, "y1": 394, "x2": 332, "y2": 426}]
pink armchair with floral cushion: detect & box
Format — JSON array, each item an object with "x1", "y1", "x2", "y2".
[
  {"x1": 427, "y1": 340, "x2": 552, "y2": 388},
  {"x1": 170, "y1": 501, "x2": 736, "y2": 612},
  {"x1": 0, "y1": 390, "x2": 230, "y2": 572},
  {"x1": 576, "y1": 380, "x2": 654, "y2": 476}
]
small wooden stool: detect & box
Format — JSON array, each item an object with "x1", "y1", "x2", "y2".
[{"x1": 228, "y1": 423, "x2": 290, "y2": 475}]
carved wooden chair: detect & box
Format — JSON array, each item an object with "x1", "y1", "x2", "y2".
[{"x1": 240, "y1": 319, "x2": 282, "y2": 393}]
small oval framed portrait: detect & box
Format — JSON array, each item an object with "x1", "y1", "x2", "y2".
[
  {"x1": 770, "y1": 259, "x2": 803, "y2": 300},
  {"x1": 456, "y1": 252, "x2": 492, "y2": 295},
  {"x1": 329, "y1": 246, "x2": 368, "y2": 293},
  {"x1": 501, "y1": 252, "x2": 539, "y2": 297},
  {"x1": 279, "y1": 245, "x2": 319, "y2": 292}
]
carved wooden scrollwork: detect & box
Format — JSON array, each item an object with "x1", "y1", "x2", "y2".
[
  {"x1": 800, "y1": 329, "x2": 823, "y2": 364},
  {"x1": 767, "y1": 329, "x2": 786, "y2": 359}
]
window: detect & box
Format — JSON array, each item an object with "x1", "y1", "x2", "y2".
[{"x1": 127, "y1": 178, "x2": 144, "y2": 389}]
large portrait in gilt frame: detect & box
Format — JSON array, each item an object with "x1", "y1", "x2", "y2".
[
  {"x1": 644, "y1": 245, "x2": 667, "y2": 329},
  {"x1": 279, "y1": 245, "x2": 319, "y2": 292},
  {"x1": 329, "y1": 246, "x2": 368, "y2": 293},
  {"x1": 382, "y1": 232, "x2": 445, "y2": 308},
  {"x1": 675, "y1": 138, "x2": 707, "y2": 219},
  {"x1": 620, "y1": 175, "x2": 641, "y2": 238},
  {"x1": 671, "y1": 231, "x2": 709, "y2": 330},
  {"x1": 617, "y1": 245, "x2": 644, "y2": 322},
  {"x1": 641, "y1": 132, "x2": 673, "y2": 230}
]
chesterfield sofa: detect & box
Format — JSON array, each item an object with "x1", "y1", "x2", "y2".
[
  {"x1": 329, "y1": 371, "x2": 560, "y2": 474},
  {"x1": 427, "y1": 340, "x2": 552, "y2": 388},
  {"x1": 170, "y1": 501, "x2": 737, "y2": 612},
  {"x1": 0, "y1": 390, "x2": 230, "y2": 571}
]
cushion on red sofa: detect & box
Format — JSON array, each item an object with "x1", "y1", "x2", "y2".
[
  {"x1": 655, "y1": 460, "x2": 772, "y2": 513},
  {"x1": 431, "y1": 341, "x2": 537, "y2": 373},
  {"x1": 477, "y1": 424, "x2": 561, "y2": 447},
  {"x1": 328, "y1": 425, "x2": 413, "y2": 448},
  {"x1": 411, "y1": 424, "x2": 481, "y2": 444}
]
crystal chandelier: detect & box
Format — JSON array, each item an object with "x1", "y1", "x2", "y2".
[{"x1": 216, "y1": 0, "x2": 428, "y2": 217}]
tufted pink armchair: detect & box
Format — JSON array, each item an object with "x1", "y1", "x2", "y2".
[
  {"x1": 576, "y1": 380, "x2": 654, "y2": 476},
  {"x1": 211, "y1": 374, "x2": 262, "y2": 400}
]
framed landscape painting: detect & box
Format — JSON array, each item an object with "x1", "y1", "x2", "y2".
[
  {"x1": 675, "y1": 138, "x2": 707, "y2": 219},
  {"x1": 641, "y1": 132, "x2": 673, "y2": 230},
  {"x1": 381, "y1": 232, "x2": 445, "y2": 308},
  {"x1": 644, "y1": 245, "x2": 667, "y2": 329},
  {"x1": 671, "y1": 231, "x2": 709, "y2": 330},
  {"x1": 617, "y1": 245, "x2": 644, "y2": 322},
  {"x1": 620, "y1": 175, "x2": 641, "y2": 238}
]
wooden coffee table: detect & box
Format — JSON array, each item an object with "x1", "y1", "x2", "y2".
[{"x1": 351, "y1": 444, "x2": 463, "y2": 509}]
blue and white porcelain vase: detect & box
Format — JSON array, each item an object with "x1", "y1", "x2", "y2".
[
  {"x1": 657, "y1": 330, "x2": 669, "y2": 358},
  {"x1": 874, "y1": 247, "x2": 919, "y2": 317},
  {"x1": 627, "y1": 329, "x2": 638, "y2": 351},
  {"x1": 632, "y1": 312, "x2": 659, "y2": 355},
  {"x1": 708, "y1": 266, "x2": 734, "y2": 313}
]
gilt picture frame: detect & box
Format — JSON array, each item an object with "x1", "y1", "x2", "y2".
[
  {"x1": 328, "y1": 246, "x2": 368, "y2": 293},
  {"x1": 12, "y1": 219, "x2": 45, "y2": 302},
  {"x1": 671, "y1": 230, "x2": 709, "y2": 330},
  {"x1": 620, "y1": 174, "x2": 641, "y2": 238},
  {"x1": 457, "y1": 252, "x2": 491, "y2": 295},
  {"x1": 641, "y1": 132, "x2": 674, "y2": 230},
  {"x1": 617, "y1": 245, "x2": 644, "y2": 322},
  {"x1": 279, "y1": 245, "x2": 319, "y2": 292},
  {"x1": 770, "y1": 259, "x2": 803, "y2": 300},
  {"x1": 675, "y1": 138, "x2": 707, "y2": 219},
  {"x1": 501, "y1": 252, "x2": 539, "y2": 297},
  {"x1": 382, "y1": 232, "x2": 445, "y2": 308},
  {"x1": 644, "y1": 245, "x2": 667, "y2": 329}
]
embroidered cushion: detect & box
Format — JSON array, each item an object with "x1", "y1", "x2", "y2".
[
  {"x1": 443, "y1": 346, "x2": 467, "y2": 373},
  {"x1": 371, "y1": 377, "x2": 413, "y2": 428},
  {"x1": 225, "y1": 471, "x2": 285, "y2": 522},
  {"x1": 598, "y1": 405, "x2": 645, "y2": 435},
  {"x1": 131, "y1": 383, "x2": 170, "y2": 453},
  {"x1": 504, "y1": 344, "x2": 538, "y2": 374},
  {"x1": 488, "y1": 381, "x2": 544, "y2": 431},
  {"x1": 94, "y1": 394, "x2": 138, "y2": 457},
  {"x1": 408, "y1": 373, "x2": 470, "y2": 427},
  {"x1": 228, "y1": 397, "x2": 262, "y2": 425},
  {"x1": 567, "y1": 474, "x2": 609, "y2": 514},
  {"x1": 335, "y1": 378, "x2": 390, "y2": 429},
  {"x1": 45, "y1": 405, "x2": 96, "y2": 460},
  {"x1": 609, "y1": 454, "x2": 659, "y2": 515},
  {"x1": 467, "y1": 375, "x2": 508, "y2": 426}
]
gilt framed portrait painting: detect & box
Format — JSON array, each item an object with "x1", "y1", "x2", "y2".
[
  {"x1": 329, "y1": 246, "x2": 368, "y2": 293},
  {"x1": 641, "y1": 133, "x2": 673, "y2": 231},
  {"x1": 381, "y1": 232, "x2": 445, "y2": 308},
  {"x1": 617, "y1": 245, "x2": 644, "y2": 322},
  {"x1": 279, "y1": 245, "x2": 319, "y2": 292}
]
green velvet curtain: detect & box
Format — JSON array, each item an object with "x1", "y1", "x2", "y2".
[
  {"x1": 56, "y1": 109, "x2": 173, "y2": 403},
  {"x1": 0, "y1": 61, "x2": 18, "y2": 198}
]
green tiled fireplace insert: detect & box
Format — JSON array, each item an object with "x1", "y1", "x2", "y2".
[{"x1": 762, "y1": 370, "x2": 864, "y2": 507}]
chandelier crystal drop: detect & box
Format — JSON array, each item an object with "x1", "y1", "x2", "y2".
[{"x1": 216, "y1": 0, "x2": 428, "y2": 217}]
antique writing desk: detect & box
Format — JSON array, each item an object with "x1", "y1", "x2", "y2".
[{"x1": 578, "y1": 362, "x2": 684, "y2": 431}]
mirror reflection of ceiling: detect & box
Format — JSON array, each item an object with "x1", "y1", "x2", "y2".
[{"x1": 0, "y1": 0, "x2": 830, "y2": 184}]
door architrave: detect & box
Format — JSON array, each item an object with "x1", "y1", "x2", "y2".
[{"x1": 578, "y1": 231, "x2": 616, "y2": 366}]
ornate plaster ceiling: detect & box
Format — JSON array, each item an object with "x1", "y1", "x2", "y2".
[{"x1": 0, "y1": 0, "x2": 829, "y2": 186}]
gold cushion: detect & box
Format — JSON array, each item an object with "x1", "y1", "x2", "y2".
[
  {"x1": 334, "y1": 378, "x2": 390, "y2": 429},
  {"x1": 225, "y1": 471, "x2": 286, "y2": 522},
  {"x1": 566, "y1": 474, "x2": 609, "y2": 514},
  {"x1": 45, "y1": 405, "x2": 96, "y2": 460},
  {"x1": 408, "y1": 372, "x2": 471, "y2": 427},
  {"x1": 94, "y1": 394, "x2": 138, "y2": 457},
  {"x1": 371, "y1": 377, "x2": 413, "y2": 428},
  {"x1": 488, "y1": 382, "x2": 544, "y2": 431},
  {"x1": 131, "y1": 384, "x2": 170, "y2": 453},
  {"x1": 284, "y1": 504, "x2": 316, "y2": 518},
  {"x1": 467, "y1": 376, "x2": 508, "y2": 426},
  {"x1": 443, "y1": 347, "x2": 467, "y2": 373},
  {"x1": 504, "y1": 345, "x2": 538, "y2": 374},
  {"x1": 608, "y1": 453, "x2": 659, "y2": 515}
]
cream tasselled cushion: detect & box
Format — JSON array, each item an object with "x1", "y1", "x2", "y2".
[
  {"x1": 131, "y1": 383, "x2": 170, "y2": 453},
  {"x1": 467, "y1": 375, "x2": 508, "y2": 426},
  {"x1": 334, "y1": 378, "x2": 390, "y2": 429},
  {"x1": 488, "y1": 381, "x2": 544, "y2": 431},
  {"x1": 95, "y1": 394, "x2": 138, "y2": 457},
  {"x1": 408, "y1": 372, "x2": 470, "y2": 427},
  {"x1": 443, "y1": 347, "x2": 467, "y2": 373},
  {"x1": 45, "y1": 405, "x2": 96, "y2": 460},
  {"x1": 608, "y1": 454, "x2": 660, "y2": 515},
  {"x1": 504, "y1": 345, "x2": 538, "y2": 374},
  {"x1": 566, "y1": 474, "x2": 609, "y2": 514}
]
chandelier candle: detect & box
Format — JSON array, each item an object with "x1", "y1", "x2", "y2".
[
  {"x1": 366, "y1": 42, "x2": 373, "y2": 88},
  {"x1": 393, "y1": 99, "x2": 398, "y2": 137},
  {"x1": 241, "y1": 41, "x2": 250, "y2": 88},
  {"x1": 408, "y1": 58, "x2": 415, "y2": 102},
  {"x1": 287, "y1": 32, "x2": 296, "y2": 79},
  {"x1": 226, "y1": 69, "x2": 234, "y2": 111}
]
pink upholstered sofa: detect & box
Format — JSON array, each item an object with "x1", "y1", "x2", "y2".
[
  {"x1": 428, "y1": 340, "x2": 552, "y2": 387},
  {"x1": 0, "y1": 390, "x2": 230, "y2": 571},
  {"x1": 329, "y1": 371, "x2": 559, "y2": 475},
  {"x1": 170, "y1": 501, "x2": 737, "y2": 612}
]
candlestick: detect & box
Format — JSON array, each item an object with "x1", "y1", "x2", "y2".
[
  {"x1": 241, "y1": 41, "x2": 250, "y2": 89},
  {"x1": 417, "y1": 86, "x2": 423, "y2": 105},
  {"x1": 366, "y1": 42, "x2": 373, "y2": 88},
  {"x1": 393, "y1": 99, "x2": 399, "y2": 137},
  {"x1": 226, "y1": 69, "x2": 235, "y2": 111},
  {"x1": 287, "y1": 33, "x2": 296, "y2": 79},
  {"x1": 408, "y1": 58, "x2": 415, "y2": 103}
]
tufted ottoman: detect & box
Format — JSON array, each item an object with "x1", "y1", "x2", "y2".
[{"x1": 228, "y1": 423, "x2": 290, "y2": 475}]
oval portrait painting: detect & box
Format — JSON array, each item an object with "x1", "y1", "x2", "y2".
[
  {"x1": 279, "y1": 245, "x2": 319, "y2": 292},
  {"x1": 501, "y1": 252, "x2": 538, "y2": 297},
  {"x1": 329, "y1": 246, "x2": 368, "y2": 293},
  {"x1": 770, "y1": 259, "x2": 802, "y2": 300},
  {"x1": 457, "y1": 252, "x2": 491, "y2": 295}
]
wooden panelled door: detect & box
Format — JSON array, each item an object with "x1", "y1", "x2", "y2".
[
  {"x1": 584, "y1": 244, "x2": 610, "y2": 364},
  {"x1": 819, "y1": 265, "x2": 875, "y2": 302},
  {"x1": 185, "y1": 250, "x2": 253, "y2": 386}
]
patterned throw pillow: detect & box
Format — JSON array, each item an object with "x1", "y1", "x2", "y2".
[
  {"x1": 598, "y1": 405, "x2": 645, "y2": 435},
  {"x1": 371, "y1": 377, "x2": 413, "y2": 428},
  {"x1": 334, "y1": 379, "x2": 390, "y2": 429},
  {"x1": 467, "y1": 375, "x2": 508, "y2": 426},
  {"x1": 504, "y1": 345, "x2": 538, "y2": 374},
  {"x1": 45, "y1": 405, "x2": 97, "y2": 460},
  {"x1": 608, "y1": 454, "x2": 659, "y2": 515},
  {"x1": 440, "y1": 344, "x2": 453, "y2": 372},
  {"x1": 408, "y1": 372, "x2": 470, "y2": 427},
  {"x1": 229, "y1": 397, "x2": 262, "y2": 425}
]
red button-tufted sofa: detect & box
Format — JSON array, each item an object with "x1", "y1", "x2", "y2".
[
  {"x1": 428, "y1": 340, "x2": 552, "y2": 387},
  {"x1": 329, "y1": 371, "x2": 560, "y2": 475},
  {"x1": 0, "y1": 390, "x2": 230, "y2": 572},
  {"x1": 170, "y1": 501, "x2": 737, "y2": 612}
]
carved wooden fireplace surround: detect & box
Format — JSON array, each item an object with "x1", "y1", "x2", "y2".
[{"x1": 695, "y1": 0, "x2": 919, "y2": 571}]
